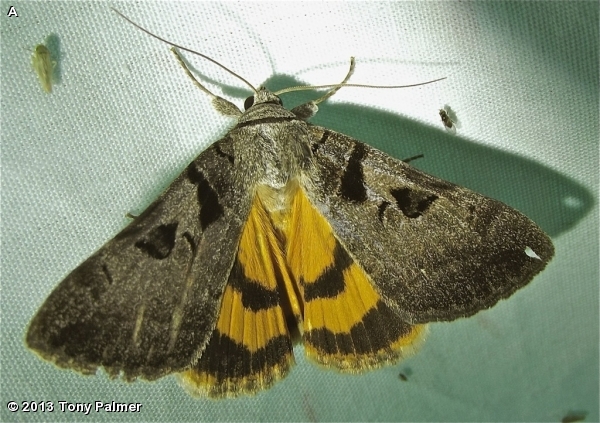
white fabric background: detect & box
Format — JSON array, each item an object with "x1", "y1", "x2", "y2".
[{"x1": 1, "y1": 1, "x2": 597, "y2": 422}]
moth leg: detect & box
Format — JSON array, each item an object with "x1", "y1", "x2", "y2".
[{"x1": 402, "y1": 154, "x2": 424, "y2": 164}]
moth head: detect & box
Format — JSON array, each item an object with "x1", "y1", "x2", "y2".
[{"x1": 244, "y1": 87, "x2": 283, "y2": 110}]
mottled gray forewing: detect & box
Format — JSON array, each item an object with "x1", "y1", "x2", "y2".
[
  {"x1": 26, "y1": 136, "x2": 251, "y2": 381},
  {"x1": 306, "y1": 125, "x2": 554, "y2": 324}
]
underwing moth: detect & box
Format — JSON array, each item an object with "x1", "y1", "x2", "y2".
[
  {"x1": 439, "y1": 104, "x2": 458, "y2": 132},
  {"x1": 26, "y1": 12, "x2": 554, "y2": 398},
  {"x1": 31, "y1": 44, "x2": 54, "y2": 93}
]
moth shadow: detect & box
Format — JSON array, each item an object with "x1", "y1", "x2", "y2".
[{"x1": 262, "y1": 75, "x2": 593, "y2": 238}]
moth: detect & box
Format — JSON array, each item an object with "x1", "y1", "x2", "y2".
[
  {"x1": 26, "y1": 12, "x2": 555, "y2": 398},
  {"x1": 31, "y1": 44, "x2": 55, "y2": 93},
  {"x1": 439, "y1": 104, "x2": 458, "y2": 131}
]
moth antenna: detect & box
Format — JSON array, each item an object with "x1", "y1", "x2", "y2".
[
  {"x1": 171, "y1": 48, "x2": 243, "y2": 118},
  {"x1": 170, "y1": 47, "x2": 220, "y2": 99},
  {"x1": 112, "y1": 8, "x2": 258, "y2": 93},
  {"x1": 275, "y1": 55, "x2": 446, "y2": 97},
  {"x1": 276, "y1": 77, "x2": 447, "y2": 95},
  {"x1": 310, "y1": 57, "x2": 356, "y2": 105}
]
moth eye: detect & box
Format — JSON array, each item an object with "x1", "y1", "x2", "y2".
[{"x1": 244, "y1": 96, "x2": 255, "y2": 110}]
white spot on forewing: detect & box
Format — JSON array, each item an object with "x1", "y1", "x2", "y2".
[{"x1": 524, "y1": 246, "x2": 541, "y2": 260}]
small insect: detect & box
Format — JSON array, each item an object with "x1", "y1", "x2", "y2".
[
  {"x1": 562, "y1": 411, "x2": 588, "y2": 423},
  {"x1": 398, "y1": 366, "x2": 412, "y2": 381},
  {"x1": 31, "y1": 44, "x2": 55, "y2": 93},
  {"x1": 439, "y1": 105, "x2": 458, "y2": 132},
  {"x1": 26, "y1": 11, "x2": 554, "y2": 398}
]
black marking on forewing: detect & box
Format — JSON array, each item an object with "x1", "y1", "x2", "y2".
[
  {"x1": 305, "y1": 300, "x2": 413, "y2": 355},
  {"x1": 194, "y1": 331, "x2": 291, "y2": 382},
  {"x1": 378, "y1": 201, "x2": 390, "y2": 222},
  {"x1": 215, "y1": 144, "x2": 234, "y2": 164},
  {"x1": 134, "y1": 223, "x2": 178, "y2": 259},
  {"x1": 186, "y1": 164, "x2": 224, "y2": 230},
  {"x1": 339, "y1": 143, "x2": 368, "y2": 202},
  {"x1": 311, "y1": 130, "x2": 330, "y2": 154},
  {"x1": 235, "y1": 116, "x2": 297, "y2": 129},
  {"x1": 390, "y1": 187, "x2": 438, "y2": 218},
  {"x1": 229, "y1": 260, "x2": 280, "y2": 311},
  {"x1": 303, "y1": 241, "x2": 353, "y2": 302}
]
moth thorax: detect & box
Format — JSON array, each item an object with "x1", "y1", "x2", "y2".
[{"x1": 255, "y1": 179, "x2": 300, "y2": 232}]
